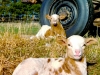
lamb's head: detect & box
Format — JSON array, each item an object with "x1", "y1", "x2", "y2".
[
  {"x1": 46, "y1": 14, "x2": 66, "y2": 26},
  {"x1": 57, "y1": 35, "x2": 97, "y2": 60},
  {"x1": 67, "y1": 35, "x2": 87, "y2": 60}
]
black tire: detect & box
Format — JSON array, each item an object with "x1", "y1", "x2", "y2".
[{"x1": 40, "y1": 0, "x2": 94, "y2": 37}]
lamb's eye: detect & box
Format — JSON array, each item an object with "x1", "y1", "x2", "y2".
[
  {"x1": 83, "y1": 44, "x2": 86, "y2": 47},
  {"x1": 68, "y1": 44, "x2": 71, "y2": 46}
]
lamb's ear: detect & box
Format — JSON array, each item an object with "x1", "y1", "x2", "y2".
[
  {"x1": 59, "y1": 14, "x2": 66, "y2": 20},
  {"x1": 45, "y1": 14, "x2": 51, "y2": 20},
  {"x1": 56, "y1": 36, "x2": 67, "y2": 46},
  {"x1": 85, "y1": 38, "x2": 97, "y2": 46}
]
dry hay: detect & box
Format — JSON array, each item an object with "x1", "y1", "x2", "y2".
[{"x1": 0, "y1": 32, "x2": 99, "y2": 75}]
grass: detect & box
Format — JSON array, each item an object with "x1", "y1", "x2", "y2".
[
  {"x1": 0, "y1": 22, "x2": 40, "y2": 35},
  {"x1": 0, "y1": 22, "x2": 100, "y2": 75}
]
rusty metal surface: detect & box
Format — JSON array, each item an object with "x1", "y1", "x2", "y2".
[{"x1": 93, "y1": 0, "x2": 100, "y2": 27}]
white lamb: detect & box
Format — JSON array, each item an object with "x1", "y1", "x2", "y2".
[
  {"x1": 30, "y1": 14, "x2": 66, "y2": 39},
  {"x1": 12, "y1": 35, "x2": 97, "y2": 75},
  {"x1": 30, "y1": 25, "x2": 51, "y2": 39}
]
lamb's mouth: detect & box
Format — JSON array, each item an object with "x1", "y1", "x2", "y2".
[
  {"x1": 53, "y1": 23, "x2": 57, "y2": 26},
  {"x1": 74, "y1": 55, "x2": 81, "y2": 58}
]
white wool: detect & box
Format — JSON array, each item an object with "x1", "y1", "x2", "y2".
[
  {"x1": 36, "y1": 25, "x2": 51, "y2": 37},
  {"x1": 30, "y1": 25, "x2": 51, "y2": 39},
  {"x1": 12, "y1": 58, "x2": 65, "y2": 75},
  {"x1": 76, "y1": 57, "x2": 87, "y2": 75},
  {"x1": 51, "y1": 58, "x2": 64, "y2": 69}
]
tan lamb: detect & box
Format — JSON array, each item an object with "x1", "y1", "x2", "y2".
[
  {"x1": 30, "y1": 14, "x2": 66, "y2": 39},
  {"x1": 45, "y1": 14, "x2": 66, "y2": 38}
]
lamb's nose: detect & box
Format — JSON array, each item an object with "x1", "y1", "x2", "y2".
[{"x1": 75, "y1": 50, "x2": 80, "y2": 55}]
